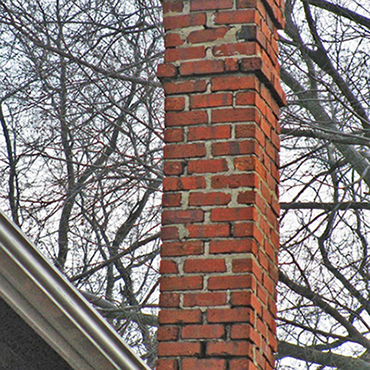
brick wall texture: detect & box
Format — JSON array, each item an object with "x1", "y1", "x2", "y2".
[{"x1": 157, "y1": 0, "x2": 285, "y2": 369}]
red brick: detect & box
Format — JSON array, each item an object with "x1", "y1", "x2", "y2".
[
  {"x1": 240, "y1": 56, "x2": 263, "y2": 71},
  {"x1": 261, "y1": 181, "x2": 272, "y2": 204},
  {"x1": 267, "y1": 253, "x2": 278, "y2": 279},
  {"x1": 161, "y1": 226, "x2": 179, "y2": 240},
  {"x1": 236, "y1": 0, "x2": 257, "y2": 8},
  {"x1": 270, "y1": 227, "x2": 279, "y2": 248},
  {"x1": 165, "y1": 33, "x2": 184, "y2": 47},
  {"x1": 259, "y1": 249, "x2": 270, "y2": 272},
  {"x1": 156, "y1": 359, "x2": 178, "y2": 370},
  {"x1": 186, "y1": 224, "x2": 230, "y2": 238},
  {"x1": 237, "y1": 91, "x2": 268, "y2": 118},
  {"x1": 188, "y1": 126, "x2": 231, "y2": 141},
  {"x1": 255, "y1": 351, "x2": 267, "y2": 370},
  {"x1": 160, "y1": 275, "x2": 203, "y2": 291},
  {"x1": 235, "y1": 123, "x2": 265, "y2": 145},
  {"x1": 232, "y1": 258, "x2": 262, "y2": 280},
  {"x1": 165, "y1": 46, "x2": 206, "y2": 62},
  {"x1": 164, "y1": 80, "x2": 207, "y2": 94},
  {"x1": 159, "y1": 292, "x2": 180, "y2": 308},
  {"x1": 162, "y1": 0, "x2": 184, "y2": 13},
  {"x1": 190, "y1": 0, "x2": 233, "y2": 11},
  {"x1": 159, "y1": 309, "x2": 202, "y2": 324},
  {"x1": 182, "y1": 358, "x2": 226, "y2": 370},
  {"x1": 164, "y1": 13, "x2": 206, "y2": 30},
  {"x1": 209, "y1": 239, "x2": 258, "y2": 254},
  {"x1": 229, "y1": 358, "x2": 256, "y2": 370},
  {"x1": 271, "y1": 161, "x2": 280, "y2": 183},
  {"x1": 233, "y1": 222, "x2": 263, "y2": 243},
  {"x1": 184, "y1": 258, "x2": 226, "y2": 273},
  {"x1": 270, "y1": 129, "x2": 280, "y2": 151},
  {"x1": 270, "y1": 195, "x2": 280, "y2": 216},
  {"x1": 260, "y1": 114, "x2": 274, "y2": 138},
  {"x1": 261, "y1": 83, "x2": 281, "y2": 116},
  {"x1": 211, "y1": 75, "x2": 258, "y2": 91},
  {"x1": 212, "y1": 107, "x2": 258, "y2": 123},
  {"x1": 263, "y1": 274, "x2": 276, "y2": 297},
  {"x1": 207, "y1": 307, "x2": 253, "y2": 323},
  {"x1": 163, "y1": 176, "x2": 206, "y2": 191},
  {"x1": 166, "y1": 111, "x2": 208, "y2": 126},
  {"x1": 190, "y1": 93, "x2": 232, "y2": 109},
  {"x1": 236, "y1": 91, "x2": 258, "y2": 105},
  {"x1": 234, "y1": 158, "x2": 265, "y2": 178},
  {"x1": 158, "y1": 342, "x2": 201, "y2": 356},
  {"x1": 230, "y1": 291, "x2": 262, "y2": 310},
  {"x1": 162, "y1": 193, "x2": 181, "y2": 207},
  {"x1": 180, "y1": 60, "x2": 224, "y2": 76},
  {"x1": 210, "y1": 207, "x2": 255, "y2": 222},
  {"x1": 164, "y1": 143, "x2": 206, "y2": 159},
  {"x1": 230, "y1": 324, "x2": 261, "y2": 346},
  {"x1": 183, "y1": 292, "x2": 227, "y2": 307},
  {"x1": 188, "y1": 159, "x2": 228, "y2": 173},
  {"x1": 208, "y1": 275, "x2": 256, "y2": 290},
  {"x1": 163, "y1": 161, "x2": 184, "y2": 176},
  {"x1": 160, "y1": 260, "x2": 178, "y2": 274},
  {"x1": 188, "y1": 27, "x2": 229, "y2": 44},
  {"x1": 157, "y1": 63, "x2": 177, "y2": 78},
  {"x1": 165, "y1": 97, "x2": 185, "y2": 112},
  {"x1": 211, "y1": 174, "x2": 259, "y2": 189},
  {"x1": 213, "y1": 42, "x2": 259, "y2": 57},
  {"x1": 212, "y1": 140, "x2": 259, "y2": 156},
  {"x1": 162, "y1": 241, "x2": 204, "y2": 256},
  {"x1": 206, "y1": 340, "x2": 253, "y2": 356},
  {"x1": 189, "y1": 192, "x2": 231, "y2": 206},
  {"x1": 214, "y1": 10, "x2": 256, "y2": 24},
  {"x1": 157, "y1": 326, "x2": 179, "y2": 341},
  {"x1": 256, "y1": 317, "x2": 268, "y2": 338},
  {"x1": 233, "y1": 222, "x2": 260, "y2": 241},
  {"x1": 225, "y1": 57, "x2": 239, "y2": 71},
  {"x1": 268, "y1": 330, "x2": 278, "y2": 352},
  {"x1": 265, "y1": 140, "x2": 277, "y2": 160},
  {"x1": 181, "y1": 324, "x2": 225, "y2": 339},
  {"x1": 164, "y1": 128, "x2": 184, "y2": 142},
  {"x1": 162, "y1": 209, "x2": 204, "y2": 224}
]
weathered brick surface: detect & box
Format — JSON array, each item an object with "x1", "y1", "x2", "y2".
[
  {"x1": 158, "y1": 0, "x2": 284, "y2": 368},
  {"x1": 181, "y1": 324, "x2": 225, "y2": 339},
  {"x1": 188, "y1": 125, "x2": 231, "y2": 141},
  {"x1": 182, "y1": 358, "x2": 226, "y2": 370},
  {"x1": 189, "y1": 191, "x2": 231, "y2": 206},
  {"x1": 183, "y1": 291, "x2": 228, "y2": 307},
  {"x1": 186, "y1": 223, "x2": 230, "y2": 238}
]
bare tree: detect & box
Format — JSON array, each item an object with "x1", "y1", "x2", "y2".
[
  {"x1": 278, "y1": 0, "x2": 370, "y2": 368},
  {"x1": 0, "y1": 0, "x2": 163, "y2": 365}
]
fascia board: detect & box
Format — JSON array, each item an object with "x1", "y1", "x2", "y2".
[{"x1": 0, "y1": 210, "x2": 150, "y2": 370}]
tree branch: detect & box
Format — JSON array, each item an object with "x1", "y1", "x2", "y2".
[
  {"x1": 307, "y1": 0, "x2": 370, "y2": 30},
  {"x1": 80, "y1": 290, "x2": 158, "y2": 327},
  {"x1": 281, "y1": 202, "x2": 370, "y2": 210},
  {"x1": 278, "y1": 341, "x2": 370, "y2": 369},
  {"x1": 279, "y1": 271, "x2": 370, "y2": 350},
  {"x1": 281, "y1": 67, "x2": 370, "y2": 189},
  {"x1": 70, "y1": 232, "x2": 160, "y2": 283}
]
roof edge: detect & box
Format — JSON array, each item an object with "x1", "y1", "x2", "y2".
[{"x1": 0, "y1": 210, "x2": 150, "y2": 370}]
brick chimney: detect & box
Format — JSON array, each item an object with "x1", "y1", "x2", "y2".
[{"x1": 157, "y1": 1, "x2": 285, "y2": 369}]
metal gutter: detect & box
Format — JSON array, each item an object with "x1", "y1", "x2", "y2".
[{"x1": 0, "y1": 209, "x2": 151, "y2": 370}]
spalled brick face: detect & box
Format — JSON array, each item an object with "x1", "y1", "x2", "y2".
[{"x1": 158, "y1": 0, "x2": 284, "y2": 369}]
